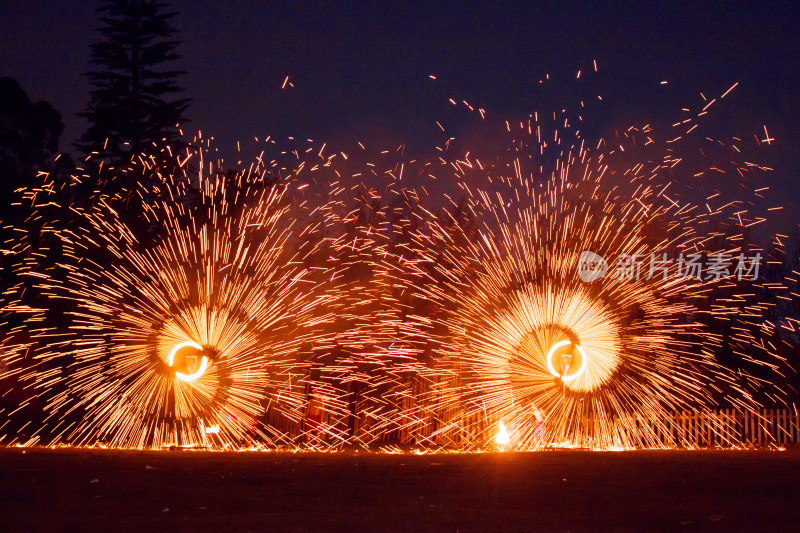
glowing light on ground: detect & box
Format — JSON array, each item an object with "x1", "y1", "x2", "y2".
[{"x1": 495, "y1": 420, "x2": 510, "y2": 447}]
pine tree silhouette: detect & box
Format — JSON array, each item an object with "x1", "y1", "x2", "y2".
[{"x1": 76, "y1": 0, "x2": 190, "y2": 173}]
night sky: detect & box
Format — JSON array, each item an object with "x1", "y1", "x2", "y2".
[{"x1": 2, "y1": 2, "x2": 799, "y2": 223}]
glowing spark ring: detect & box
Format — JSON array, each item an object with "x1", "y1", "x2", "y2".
[
  {"x1": 167, "y1": 341, "x2": 209, "y2": 382},
  {"x1": 545, "y1": 339, "x2": 588, "y2": 381}
]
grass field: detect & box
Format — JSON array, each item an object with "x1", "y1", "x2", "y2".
[{"x1": 1, "y1": 447, "x2": 798, "y2": 532}]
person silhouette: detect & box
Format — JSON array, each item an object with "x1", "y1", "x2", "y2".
[
  {"x1": 560, "y1": 351, "x2": 573, "y2": 378},
  {"x1": 305, "y1": 388, "x2": 325, "y2": 438},
  {"x1": 533, "y1": 406, "x2": 546, "y2": 441}
]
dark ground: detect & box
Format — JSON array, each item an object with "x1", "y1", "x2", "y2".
[{"x1": 1, "y1": 447, "x2": 799, "y2": 532}]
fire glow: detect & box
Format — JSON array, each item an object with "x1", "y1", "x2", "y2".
[{"x1": 0, "y1": 76, "x2": 794, "y2": 452}]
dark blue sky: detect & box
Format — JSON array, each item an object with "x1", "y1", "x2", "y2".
[{"x1": 2, "y1": 1, "x2": 799, "y2": 214}]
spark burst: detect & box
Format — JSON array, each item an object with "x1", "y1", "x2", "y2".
[
  {"x1": 0, "y1": 76, "x2": 796, "y2": 451},
  {"x1": 15, "y1": 146, "x2": 340, "y2": 448},
  {"x1": 385, "y1": 90, "x2": 795, "y2": 450}
]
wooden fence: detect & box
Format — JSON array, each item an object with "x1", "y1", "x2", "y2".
[
  {"x1": 663, "y1": 408, "x2": 800, "y2": 448},
  {"x1": 262, "y1": 403, "x2": 800, "y2": 449}
]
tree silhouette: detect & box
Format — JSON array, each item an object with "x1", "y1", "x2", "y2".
[
  {"x1": 0, "y1": 76, "x2": 65, "y2": 224},
  {"x1": 76, "y1": 0, "x2": 190, "y2": 172}
]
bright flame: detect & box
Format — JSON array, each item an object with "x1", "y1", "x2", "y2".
[
  {"x1": 495, "y1": 420, "x2": 510, "y2": 446},
  {"x1": 204, "y1": 425, "x2": 220, "y2": 434}
]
